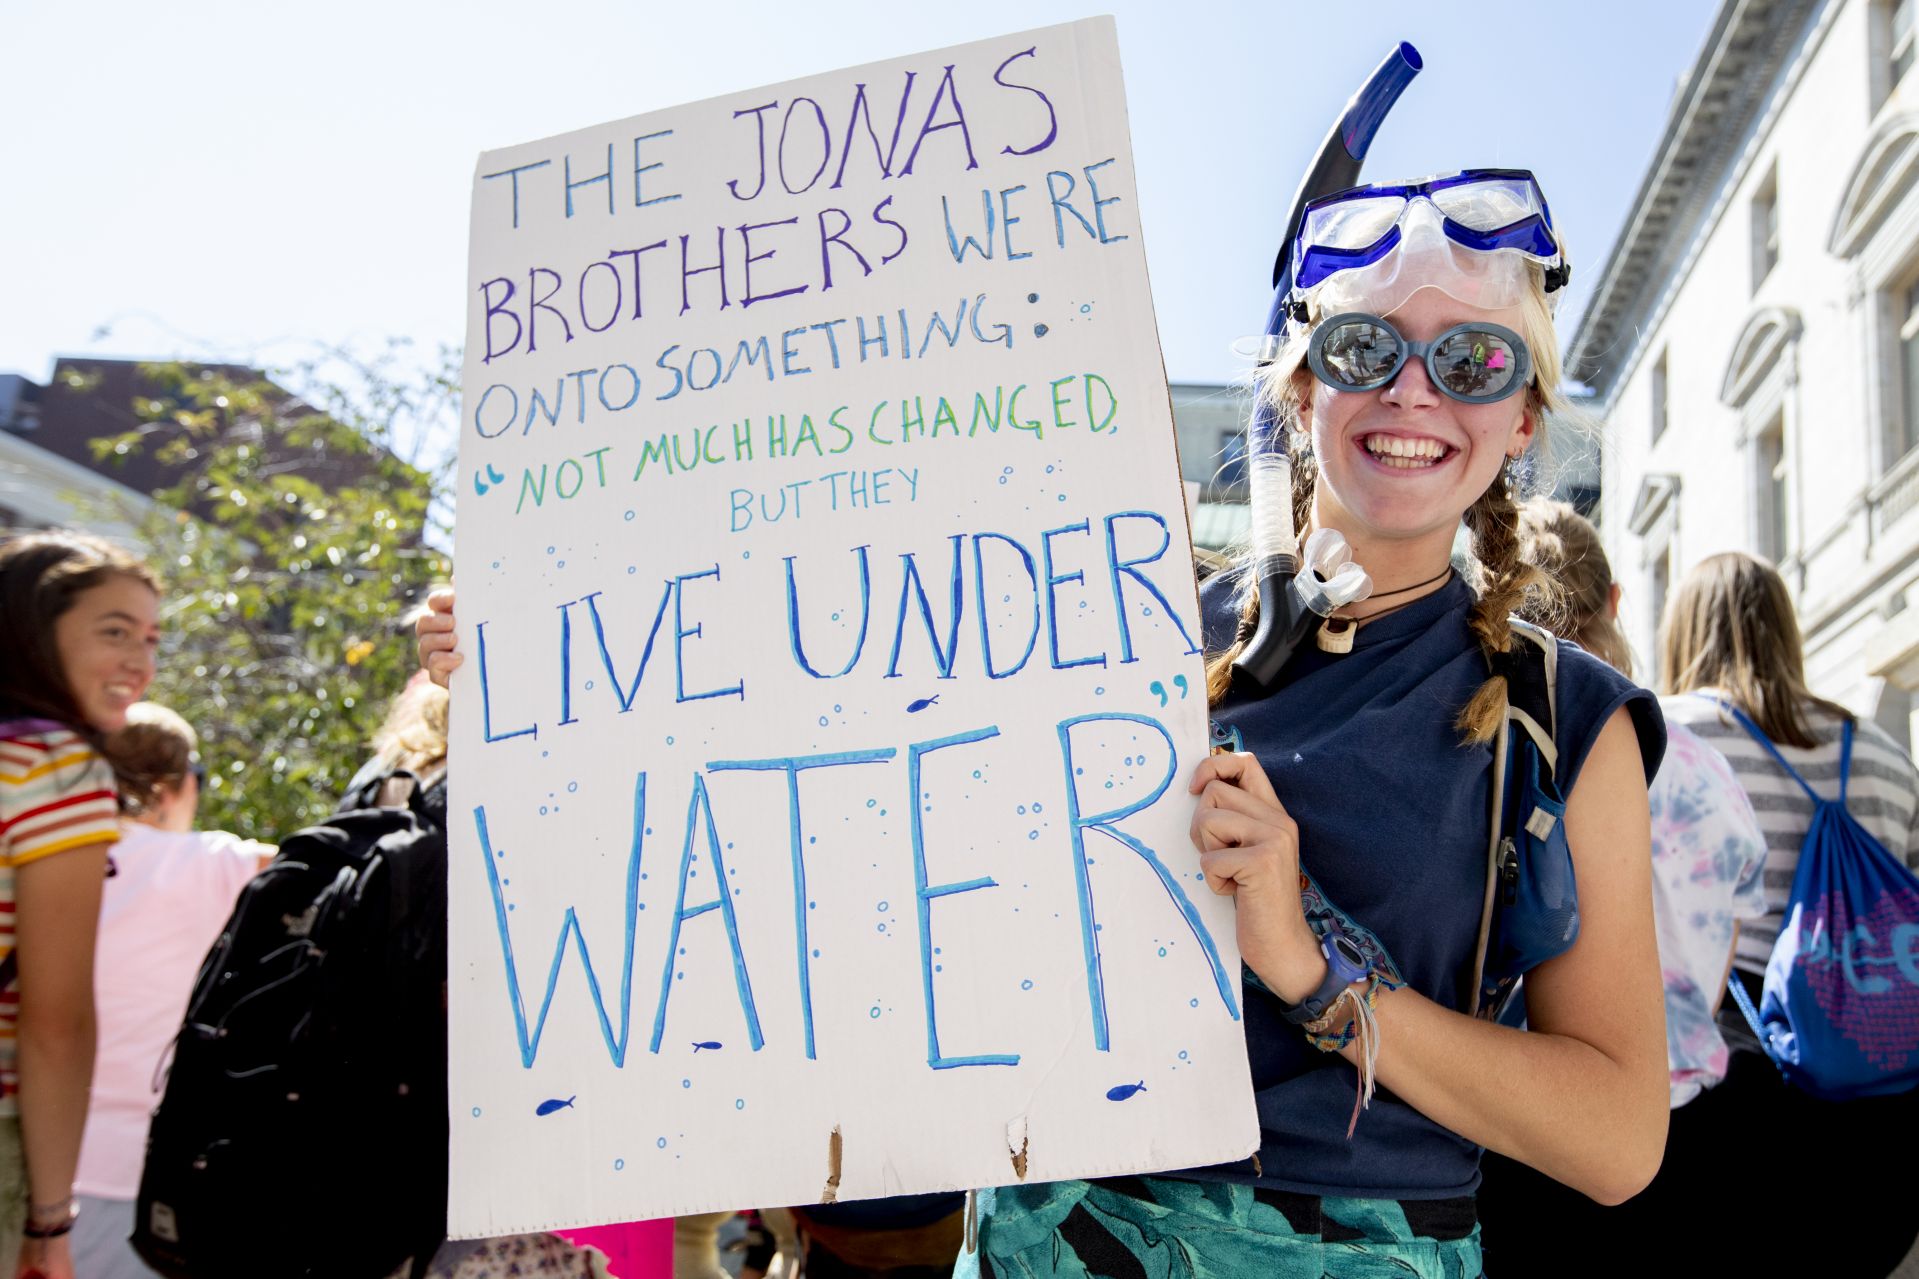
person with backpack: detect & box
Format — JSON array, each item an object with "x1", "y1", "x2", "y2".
[
  {"x1": 366, "y1": 675, "x2": 669, "y2": 1279},
  {"x1": 1113, "y1": 181, "x2": 1667, "y2": 1276},
  {"x1": 72, "y1": 702, "x2": 271, "y2": 1279},
  {"x1": 1660, "y1": 551, "x2": 1919, "y2": 1276},
  {"x1": 0, "y1": 530, "x2": 162, "y2": 1279},
  {"x1": 418, "y1": 165, "x2": 1672, "y2": 1274},
  {"x1": 1474, "y1": 502, "x2": 1770, "y2": 1269},
  {"x1": 132, "y1": 666, "x2": 458, "y2": 1279}
]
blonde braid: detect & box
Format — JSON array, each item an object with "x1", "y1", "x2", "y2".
[{"x1": 1455, "y1": 463, "x2": 1552, "y2": 743}]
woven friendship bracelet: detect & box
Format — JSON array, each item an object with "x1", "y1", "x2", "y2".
[
  {"x1": 1300, "y1": 970, "x2": 1403, "y2": 1137},
  {"x1": 1302, "y1": 970, "x2": 1395, "y2": 1051}
]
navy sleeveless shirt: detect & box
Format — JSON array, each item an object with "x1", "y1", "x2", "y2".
[{"x1": 1174, "y1": 571, "x2": 1664, "y2": 1200}]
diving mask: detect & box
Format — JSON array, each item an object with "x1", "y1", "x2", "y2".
[{"x1": 1291, "y1": 169, "x2": 1567, "y2": 320}]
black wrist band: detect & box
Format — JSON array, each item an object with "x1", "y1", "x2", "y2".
[{"x1": 23, "y1": 1217, "x2": 75, "y2": 1239}]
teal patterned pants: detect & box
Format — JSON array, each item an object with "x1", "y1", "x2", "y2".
[{"x1": 956, "y1": 1177, "x2": 1483, "y2": 1279}]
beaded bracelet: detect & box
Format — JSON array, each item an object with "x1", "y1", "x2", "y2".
[
  {"x1": 1300, "y1": 970, "x2": 1402, "y2": 1137},
  {"x1": 1302, "y1": 970, "x2": 1394, "y2": 1051}
]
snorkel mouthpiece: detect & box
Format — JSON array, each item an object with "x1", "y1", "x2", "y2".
[{"x1": 1236, "y1": 42, "x2": 1419, "y2": 691}]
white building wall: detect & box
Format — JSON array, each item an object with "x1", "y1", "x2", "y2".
[
  {"x1": 0, "y1": 428, "x2": 153, "y2": 542},
  {"x1": 1598, "y1": 0, "x2": 1919, "y2": 740}
]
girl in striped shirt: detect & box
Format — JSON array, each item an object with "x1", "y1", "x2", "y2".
[
  {"x1": 0, "y1": 531, "x2": 160, "y2": 1279},
  {"x1": 1660, "y1": 552, "x2": 1919, "y2": 1277}
]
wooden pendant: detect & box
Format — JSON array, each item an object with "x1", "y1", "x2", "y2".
[{"x1": 1317, "y1": 617, "x2": 1355, "y2": 654}]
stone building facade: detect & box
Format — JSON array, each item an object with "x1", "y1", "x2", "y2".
[{"x1": 1572, "y1": 0, "x2": 1919, "y2": 745}]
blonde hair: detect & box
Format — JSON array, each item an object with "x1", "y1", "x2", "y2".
[
  {"x1": 109, "y1": 701, "x2": 198, "y2": 813},
  {"x1": 1515, "y1": 499, "x2": 1633, "y2": 677},
  {"x1": 371, "y1": 679, "x2": 449, "y2": 777},
  {"x1": 1659, "y1": 551, "x2": 1848, "y2": 748},
  {"x1": 1204, "y1": 259, "x2": 1582, "y2": 744}
]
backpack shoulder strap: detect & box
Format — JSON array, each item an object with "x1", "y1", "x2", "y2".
[
  {"x1": 1502, "y1": 619, "x2": 1559, "y2": 766},
  {"x1": 1839, "y1": 718, "x2": 1857, "y2": 803},
  {"x1": 339, "y1": 765, "x2": 429, "y2": 818},
  {"x1": 1466, "y1": 620, "x2": 1558, "y2": 1016},
  {"x1": 1700, "y1": 694, "x2": 1823, "y2": 804}
]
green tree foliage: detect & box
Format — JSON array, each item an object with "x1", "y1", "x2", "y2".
[{"x1": 92, "y1": 344, "x2": 456, "y2": 837}]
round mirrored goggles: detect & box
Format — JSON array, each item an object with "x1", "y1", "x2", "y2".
[{"x1": 1306, "y1": 313, "x2": 1533, "y2": 404}]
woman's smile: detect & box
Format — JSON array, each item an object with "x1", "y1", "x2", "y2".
[{"x1": 1355, "y1": 431, "x2": 1457, "y2": 472}]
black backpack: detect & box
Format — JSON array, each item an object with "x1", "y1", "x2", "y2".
[{"x1": 133, "y1": 768, "x2": 450, "y2": 1279}]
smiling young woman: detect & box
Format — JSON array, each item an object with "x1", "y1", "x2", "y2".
[
  {"x1": 418, "y1": 160, "x2": 1666, "y2": 1275},
  {"x1": 952, "y1": 167, "x2": 1669, "y2": 1277},
  {"x1": 0, "y1": 531, "x2": 161, "y2": 1279}
]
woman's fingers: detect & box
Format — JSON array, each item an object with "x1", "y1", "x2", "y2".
[
  {"x1": 1198, "y1": 844, "x2": 1285, "y2": 896},
  {"x1": 417, "y1": 592, "x2": 462, "y2": 688},
  {"x1": 1186, "y1": 756, "x2": 1320, "y2": 986},
  {"x1": 1194, "y1": 776, "x2": 1290, "y2": 826},
  {"x1": 1190, "y1": 806, "x2": 1294, "y2": 857},
  {"x1": 1188, "y1": 751, "x2": 1283, "y2": 808},
  {"x1": 1190, "y1": 781, "x2": 1296, "y2": 849}
]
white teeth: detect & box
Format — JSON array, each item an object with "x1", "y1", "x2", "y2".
[{"x1": 1363, "y1": 436, "x2": 1446, "y2": 467}]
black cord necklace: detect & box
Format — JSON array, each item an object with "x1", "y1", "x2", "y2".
[
  {"x1": 1361, "y1": 563, "x2": 1454, "y2": 603},
  {"x1": 1317, "y1": 567, "x2": 1454, "y2": 654}
]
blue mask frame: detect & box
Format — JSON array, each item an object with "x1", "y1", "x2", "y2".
[{"x1": 1293, "y1": 168, "x2": 1566, "y2": 294}]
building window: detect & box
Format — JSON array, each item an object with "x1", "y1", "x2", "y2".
[
  {"x1": 1756, "y1": 418, "x2": 1788, "y2": 562},
  {"x1": 1751, "y1": 169, "x2": 1780, "y2": 290},
  {"x1": 1215, "y1": 428, "x2": 1247, "y2": 496},
  {"x1": 1897, "y1": 0, "x2": 1917, "y2": 86},
  {"x1": 1649, "y1": 550, "x2": 1670, "y2": 682},
  {"x1": 1899, "y1": 277, "x2": 1919, "y2": 462},
  {"x1": 1650, "y1": 349, "x2": 1669, "y2": 444}
]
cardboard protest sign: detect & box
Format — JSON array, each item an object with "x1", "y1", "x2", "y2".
[{"x1": 449, "y1": 17, "x2": 1258, "y2": 1235}]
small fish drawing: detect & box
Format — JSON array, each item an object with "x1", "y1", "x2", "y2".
[
  {"x1": 906, "y1": 695, "x2": 940, "y2": 713},
  {"x1": 1105, "y1": 1081, "x2": 1148, "y2": 1102},
  {"x1": 535, "y1": 1096, "x2": 576, "y2": 1116},
  {"x1": 692, "y1": 1040, "x2": 723, "y2": 1052}
]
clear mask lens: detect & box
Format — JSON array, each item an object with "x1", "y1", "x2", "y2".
[
  {"x1": 1313, "y1": 210, "x2": 1540, "y2": 317},
  {"x1": 1296, "y1": 174, "x2": 1562, "y2": 318},
  {"x1": 1428, "y1": 180, "x2": 1544, "y2": 234},
  {"x1": 1301, "y1": 194, "x2": 1408, "y2": 252}
]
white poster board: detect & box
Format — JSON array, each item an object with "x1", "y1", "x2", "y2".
[{"x1": 450, "y1": 17, "x2": 1257, "y2": 1236}]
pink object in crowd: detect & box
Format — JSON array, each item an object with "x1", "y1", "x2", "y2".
[{"x1": 552, "y1": 1218, "x2": 673, "y2": 1278}]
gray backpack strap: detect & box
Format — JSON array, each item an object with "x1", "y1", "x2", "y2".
[
  {"x1": 1467, "y1": 712, "x2": 1513, "y2": 1018},
  {"x1": 1466, "y1": 619, "x2": 1558, "y2": 1017},
  {"x1": 1503, "y1": 618, "x2": 1559, "y2": 768}
]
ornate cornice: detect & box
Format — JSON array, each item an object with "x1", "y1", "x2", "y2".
[{"x1": 1565, "y1": 0, "x2": 1822, "y2": 398}]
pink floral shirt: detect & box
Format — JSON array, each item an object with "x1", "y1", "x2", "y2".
[{"x1": 1649, "y1": 723, "x2": 1769, "y2": 1107}]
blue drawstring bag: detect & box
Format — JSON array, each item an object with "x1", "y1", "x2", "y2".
[{"x1": 1717, "y1": 700, "x2": 1919, "y2": 1100}]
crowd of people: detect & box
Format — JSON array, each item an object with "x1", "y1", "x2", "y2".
[{"x1": 6, "y1": 166, "x2": 1919, "y2": 1279}]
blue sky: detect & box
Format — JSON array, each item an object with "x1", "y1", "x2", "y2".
[{"x1": 1, "y1": 0, "x2": 1718, "y2": 390}]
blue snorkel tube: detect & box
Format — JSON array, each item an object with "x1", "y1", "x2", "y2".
[{"x1": 1233, "y1": 42, "x2": 1422, "y2": 691}]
